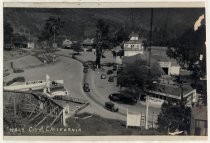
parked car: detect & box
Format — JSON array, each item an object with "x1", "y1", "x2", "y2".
[
  {"x1": 104, "y1": 102, "x2": 118, "y2": 112},
  {"x1": 109, "y1": 93, "x2": 137, "y2": 105},
  {"x1": 83, "y1": 83, "x2": 90, "y2": 92},
  {"x1": 101, "y1": 73, "x2": 106, "y2": 79},
  {"x1": 107, "y1": 70, "x2": 113, "y2": 75},
  {"x1": 106, "y1": 63, "x2": 114, "y2": 67},
  {"x1": 108, "y1": 76, "x2": 114, "y2": 82},
  {"x1": 87, "y1": 48, "x2": 92, "y2": 52},
  {"x1": 113, "y1": 65, "x2": 117, "y2": 71}
]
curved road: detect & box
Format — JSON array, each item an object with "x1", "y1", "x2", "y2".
[
  {"x1": 56, "y1": 51, "x2": 160, "y2": 126},
  {"x1": 56, "y1": 53, "x2": 126, "y2": 121}
]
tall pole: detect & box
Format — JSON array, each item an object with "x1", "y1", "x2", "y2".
[
  {"x1": 54, "y1": 26, "x2": 56, "y2": 44},
  {"x1": 29, "y1": 31, "x2": 31, "y2": 43},
  {"x1": 145, "y1": 96, "x2": 149, "y2": 129},
  {"x1": 131, "y1": 8, "x2": 134, "y2": 31},
  {"x1": 148, "y1": 8, "x2": 153, "y2": 70}
]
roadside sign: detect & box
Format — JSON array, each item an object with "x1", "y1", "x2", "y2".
[{"x1": 127, "y1": 113, "x2": 141, "y2": 127}]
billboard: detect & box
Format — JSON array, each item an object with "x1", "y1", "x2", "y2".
[{"x1": 127, "y1": 113, "x2": 141, "y2": 127}]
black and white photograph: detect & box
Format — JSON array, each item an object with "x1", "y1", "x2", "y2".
[{"x1": 3, "y1": 3, "x2": 207, "y2": 137}]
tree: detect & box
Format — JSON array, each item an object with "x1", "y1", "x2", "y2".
[
  {"x1": 39, "y1": 16, "x2": 65, "y2": 46},
  {"x1": 157, "y1": 100, "x2": 191, "y2": 134},
  {"x1": 117, "y1": 60, "x2": 162, "y2": 99},
  {"x1": 115, "y1": 27, "x2": 129, "y2": 45},
  {"x1": 4, "y1": 21, "x2": 13, "y2": 45},
  {"x1": 95, "y1": 19, "x2": 110, "y2": 68},
  {"x1": 166, "y1": 25, "x2": 206, "y2": 71}
]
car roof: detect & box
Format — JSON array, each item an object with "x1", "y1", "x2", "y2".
[{"x1": 105, "y1": 102, "x2": 114, "y2": 105}]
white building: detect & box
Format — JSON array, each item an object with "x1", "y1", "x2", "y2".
[
  {"x1": 158, "y1": 61, "x2": 180, "y2": 76},
  {"x1": 124, "y1": 32, "x2": 144, "y2": 56}
]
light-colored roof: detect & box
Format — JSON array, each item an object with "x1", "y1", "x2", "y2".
[
  {"x1": 63, "y1": 39, "x2": 72, "y2": 45},
  {"x1": 82, "y1": 38, "x2": 94, "y2": 45},
  {"x1": 147, "y1": 83, "x2": 194, "y2": 97},
  {"x1": 129, "y1": 32, "x2": 139, "y2": 38}
]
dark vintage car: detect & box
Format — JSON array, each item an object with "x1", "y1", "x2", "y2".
[
  {"x1": 108, "y1": 76, "x2": 114, "y2": 82},
  {"x1": 83, "y1": 83, "x2": 90, "y2": 92},
  {"x1": 107, "y1": 70, "x2": 113, "y2": 75},
  {"x1": 113, "y1": 65, "x2": 117, "y2": 71},
  {"x1": 109, "y1": 93, "x2": 137, "y2": 105},
  {"x1": 104, "y1": 102, "x2": 118, "y2": 112}
]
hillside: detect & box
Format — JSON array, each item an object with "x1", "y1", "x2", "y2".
[{"x1": 4, "y1": 8, "x2": 205, "y2": 42}]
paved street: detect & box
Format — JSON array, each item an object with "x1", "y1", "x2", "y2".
[{"x1": 56, "y1": 49, "x2": 161, "y2": 125}]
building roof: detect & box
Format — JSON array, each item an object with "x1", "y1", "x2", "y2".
[
  {"x1": 63, "y1": 39, "x2": 72, "y2": 45},
  {"x1": 129, "y1": 32, "x2": 139, "y2": 38},
  {"x1": 147, "y1": 83, "x2": 194, "y2": 98},
  {"x1": 122, "y1": 54, "x2": 146, "y2": 66},
  {"x1": 113, "y1": 46, "x2": 122, "y2": 52},
  {"x1": 82, "y1": 38, "x2": 94, "y2": 45},
  {"x1": 148, "y1": 46, "x2": 179, "y2": 66}
]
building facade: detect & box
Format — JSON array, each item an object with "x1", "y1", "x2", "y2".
[{"x1": 124, "y1": 32, "x2": 144, "y2": 57}]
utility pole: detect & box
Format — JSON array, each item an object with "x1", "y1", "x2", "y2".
[
  {"x1": 53, "y1": 26, "x2": 56, "y2": 44},
  {"x1": 131, "y1": 8, "x2": 134, "y2": 31},
  {"x1": 145, "y1": 95, "x2": 149, "y2": 129},
  {"x1": 29, "y1": 31, "x2": 31, "y2": 43},
  {"x1": 148, "y1": 8, "x2": 153, "y2": 70},
  {"x1": 13, "y1": 96, "x2": 16, "y2": 116}
]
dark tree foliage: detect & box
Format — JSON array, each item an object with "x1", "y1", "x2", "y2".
[
  {"x1": 166, "y1": 25, "x2": 206, "y2": 75},
  {"x1": 117, "y1": 60, "x2": 162, "y2": 92},
  {"x1": 38, "y1": 16, "x2": 65, "y2": 43},
  {"x1": 157, "y1": 100, "x2": 191, "y2": 134},
  {"x1": 115, "y1": 27, "x2": 129, "y2": 45},
  {"x1": 4, "y1": 21, "x2": 13, "y2": 44},
  {"x1": 95, "y1": 19, "x2": 111, "y2": 68}
]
